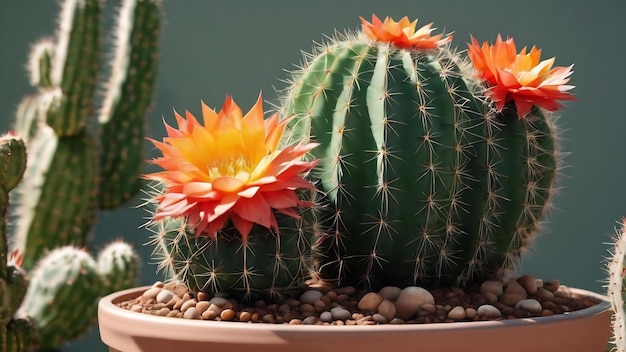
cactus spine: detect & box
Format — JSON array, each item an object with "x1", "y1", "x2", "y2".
[
  {"x1": 280, "y1": 30, "x2": 559, "y2": 289},
  {"x1": 0, "y1": 135, "x2": 34, "y2": 352},
  {"x1": 6, "y1": 0, "x2": 160, "y2": 348},
  {"x1": 608, "y1": 220, "x2": 626, "y2": 352}
]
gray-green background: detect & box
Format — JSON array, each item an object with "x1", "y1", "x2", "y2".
[{"x1": 0, "y1": 1, "x2": 624, "y2": 350}]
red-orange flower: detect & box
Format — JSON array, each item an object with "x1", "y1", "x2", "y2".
[
  {"x1": 360, "y1": 14, "x2": 452, "y2": 50},
  {"x1": 144, "y1": 95, "x2": 318, "y2": 243},
  {"x1": 468, "y1": 35, "x2": 575, "y2": 118}
]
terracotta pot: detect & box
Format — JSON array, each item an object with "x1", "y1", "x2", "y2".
[{"x1": 98, "y1": 286, "x2": 611, "y2": 352}]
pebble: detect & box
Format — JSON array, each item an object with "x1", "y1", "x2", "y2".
[
  {"x1": 319, "y1": 311, "x2": 332, "y2": 322},
  {"x1": 504, "y1": 280, "x2": 527, "y2": 299},
  {"x1": 378, "y1": 286, "x2": 402, "y2": 301},
  {"x1": 395, "y1": 286, "x2": 435, "y2": 321},
  {"x1": 156, "y1": 289, "x2": 175, "y2": 304},
  {"x1": 477, "y1": 304, "x2": 502, "y2": 318},
  {"x1": 517, "y1": 275, "x2": 538, "y2": 295},
  {"x1": 514, "y1": 299, "x2": 542, "y2": 315},
  {"x1": 209, "y1": 297, "x2": 229, "y2": 307},
  {"x1": 372, "y1": 313, "x2": 388, "y2": 324},
  {"x1": 447, "y1": 306, "x2": 466, "y2": 321},
  {"x1": 183, "y1": 307, "x2": 200, "y2": 319},
  {"x1": 330, "y1": 307, "x2": 351, "y2": 321},
  {"x1": 543, "y1": 279, "x2": 560, "y2": 292},
  {"x1": 358, "y1": 292, "x2": 383, "y2": 312},
  {"x1": 535, "y1": 287, "x2": 555, "y2": 302},
  {"x1": 142, "y1": 287, "x2": 161, "y2": 299},
  {"x1": 120, "y1": 276, "x2": 597, "y2": 326},
  {"x1": 377, "y1": 300, "x2": 396, "y2": 321},
  {"x1": 499, "y1": 293, "x2": 525, "y2": 306},
  {"x1": 300, "y1": 290, "x2": 324, "y2": 305},
  {"x1": 220, "y1": 309, "x2": 235, "y2": 321},
  {"x1": 479, "y1": 280, "x2": 503, "y2": 297}
]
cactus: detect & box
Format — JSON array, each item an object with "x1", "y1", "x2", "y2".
[
  {"x1": 608, "y1": 220, "x2": 626, "y2": 352},
  {"x1": 97, "y1": 241, "x2": 141, "y2": 293},
  {"x1": 278, "y1": 16, "x2": 570, "y2": 290},
  {"x1": 0, "y1": 135, "x2": 34, "y2": 352},
  {"x1": 4, "y1": 0, "x2": 161, "y2": 349},
  {"x1": 143, "y1": 96, "x2": 319, "y2": 301}
]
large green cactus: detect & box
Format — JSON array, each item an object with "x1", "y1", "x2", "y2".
[
  {"x1": 5, "y1": 0, "x2": 159, "y2": 349},
  {"x1": 280, "y1": 19, "x2": 560, "y2": 289},
  {"x1": 0, "y1": 135, "x2": 34, "y2": 352}
]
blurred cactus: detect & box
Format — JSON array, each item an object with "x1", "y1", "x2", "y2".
[
  {"x1": 608, "y1": 220, "x2": 626, "y2": 352},
  {"x1": 0, "y1": 135, "x2": 34, "y2": 352},
  {"x1": 5, "y1": 0, "x2": 160, "y2": 349}
]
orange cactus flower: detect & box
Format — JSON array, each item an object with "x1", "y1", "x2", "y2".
[
  {"x1": 467, "y1": 35, "x2": 575, "y2": 118},
  {"x1": 144, "y1": 95, "x2": 318, "y2": 243},
  {"x1": 360, "y1": 14, "x2": 452, "y2": 50}
]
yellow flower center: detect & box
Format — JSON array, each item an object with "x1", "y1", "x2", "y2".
[{"x1": 207, "y1": 155, "x2": 253, "y2": 182}]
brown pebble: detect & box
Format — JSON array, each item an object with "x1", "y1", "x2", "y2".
[
  {"x1": 535, "y1": 287, "x2": 555, "y2": 302},
  {"x1": 142, "y1": 287, "x2": 161, "y2": 299},
  {"x1": 196, "y1": 292, "x2": 210, "y2": 301},
  {"x1": 500, "y1": 293, "x2": 524, "y2": 306},
  {"x1": 130, "y1": 305, "x2": 143, "y2": 313},
  {"x1": 378, "y1": 300, "x2": 396, "y2": 321},
  {"x1": 183, "y1": 307, "x2": 200, "y2": 319},
  {"x1": 181, "y1": 299, "x2": 197, "y2": 312},
  {"x1": 358, "y1": 292, "x2": 383, "y2": 312},
  {"x1": 153, "y1": 307, "x2": 170, "y2": 317},
  {"x1": 541, "y1": 309, "x2": 554, "y2": 317},
  {"x1": 195, "y1": 301, "x2": 211, "y2": 314},
  {"x1": 314, "y1": 299, "x2": 327, "y2": 312},
  {"x1": 152, "y1": 281, "x2": 165, "y2": 288},
  {"x1": 543, "y1": 279, "x2": 560, "y2": 292},
  {"x1": 325, "y1": 291, "x2": 338, "y2": 302},
  {"x1": 465, "y1": 308, "x2": 477, "y2": 320},
  {"x1": 517, "y1": 275, "x2": 538, "y2": 295},
  {"x1": 299, "y1": 303, "x2": 316, "y2": 313},
  {"x1": 239, "y1": 311, "x2": 251, "y2": 322},
  {"x1": 289, "y1": 319, "x2": 302, "y2": 325},
  {"x1": 220, "y1": 309, "x2": 235, "y2": 321},
  {"x1": 167, "y1": 310, "x2": 179, "y2": 317},
  {"x1": 262, "y1": 314, "x2": 276, "y2": 323}
]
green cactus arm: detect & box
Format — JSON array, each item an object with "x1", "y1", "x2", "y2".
[
  {"x1": 46, "y1": 0, "x2": 101, "y2": 136},
  {"x1": 16, "y1": 246, "x2": 103, "y2": 350},
  {"x1": 97, "y1": 0, "x2": 161, "y2": 209},
  {"x1": 97, "y1": 241, "x2": 140, "y2": 293},
  {"x1": 13, "y1": 128, "x2": 98, "y2": 270},
  {"x1": 14, "y1": 96, "x2": 43, "y2": 144},
  {"x1": 27, "y1": 38, "x2": 55, "y2": 90}
]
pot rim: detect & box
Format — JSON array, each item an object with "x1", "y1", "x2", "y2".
[{"x1": 98, "y1": 285, "x2": 610, "y2": 333}]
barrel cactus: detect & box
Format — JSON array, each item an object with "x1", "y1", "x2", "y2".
[
  {"x1": 144, "y1": 96, "x2": 319, "y2": 301},
  {"x1": 279, "y1": 15, "x2": 575, "y2": 290}
]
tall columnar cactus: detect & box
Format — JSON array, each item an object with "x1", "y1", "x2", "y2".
[
  {"x1": 0, "y1": 135, "x2": 34, "y2": 352},
  {"x1": 280, "y1": 15, "x2": 573, "y2": 289},
  {"x1": 608, "y1": 220, "x2": 626, "y2": 352},
  {"x1": 5, "y1": 0, "x2": 159, "y2": 348},
  {"x1": 144, "y1": 96, "x2": 319, "y2": 301}
]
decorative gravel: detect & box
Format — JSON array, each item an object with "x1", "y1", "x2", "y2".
[{"x1": 116, "y1": 275, "x2": 601, "y2": 325}]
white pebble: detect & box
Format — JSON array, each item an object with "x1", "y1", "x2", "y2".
[
  {"x1": 330, "y1": 307, "x2": 351, "y2": 321},
  {"x1": 156, "y1": 290, "x2": 175, "y2": 304},
  {"x1": 447, "y1": 306, "x2": 466, "y2": 321},
  {"x1": 514, "y1": 299, "x2": 542, "y2": 314},
  {"x1": 300, "y1": 290, "x2": 324, "y2": 305},
  {"x1": 395, "y1": 286, "x2": 435, "y2": 320},
  {"x1": 477, "y1": 304, "x2": 502, "y2": 318}
]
